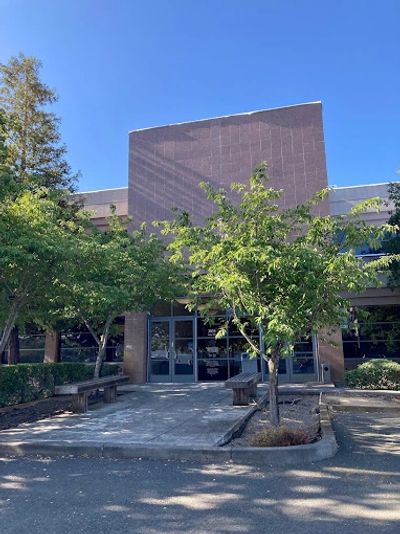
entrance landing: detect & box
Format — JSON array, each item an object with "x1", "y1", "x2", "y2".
[{"x1": 0, "y1": 384, "x2": 266, "y2": 450}]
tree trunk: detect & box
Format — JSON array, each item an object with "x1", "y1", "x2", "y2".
[
  {"x1": 44, "y1": 330, "x2": 61, "y2": 363},
  {"x1": 93, "y1": 319, "x2": 113, "y2": 379},
  {"x1": 0, "y1": 306, "x2": 18, "y2": 358},
  {"x1": 7, "y1": 326, "x2": 20, "y2": 365},
  {"x1": 268, "y1": 351, "x2": 280, "y2": 426},
  {"x1": 94, "y1": 339, "x2": 107, "y2": 379}
]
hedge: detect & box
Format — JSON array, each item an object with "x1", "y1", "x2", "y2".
[
  {"x1": 0, "y1": 363, "x2": 119, "y2": 408},
  {"x1": 345, "y1": 359, "x2": 400, "y2": 390}
]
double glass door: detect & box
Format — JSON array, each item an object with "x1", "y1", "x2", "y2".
[{"x1": 149, "y1": 317, "x2": 195, "y2": 382}]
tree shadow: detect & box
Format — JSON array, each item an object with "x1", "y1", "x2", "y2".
[{"x1": 1, "y1": 410, "x2": 400, "y2": 533}]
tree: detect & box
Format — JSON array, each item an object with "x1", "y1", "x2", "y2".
[
  {"x1": 0, "y1": 54, "x2": 80, "y2": 362},
  {"x1": 0, "y1": 190, "x2": 74, "y2": 356},
  {"x1": 0, "y1": 53, "x2": 76, "y2": 191},
  {"x1": 384, "y1": 182, "x2": 400, "y2": 287},
  {"x1": 162, "y1": 164, "x2": 396, "y2": 425},
  {"x1": 0, "y1": 109, "x2": 20, "y2": 201},
  {"x1": 50, "y1": 211, "x2": 180, "y2": 378}
]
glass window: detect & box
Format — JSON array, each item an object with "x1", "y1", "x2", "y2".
[{"x1": 342, "y1": 305, "x2": 400, "y2": 362}]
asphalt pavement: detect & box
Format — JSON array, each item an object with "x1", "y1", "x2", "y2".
[{"x1": 0, "y1": 410, "x2": 399, "y2": 534}]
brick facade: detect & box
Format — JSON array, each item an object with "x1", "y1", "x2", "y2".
[{"x1": 128, "y1": 102, "x2": 329, "y2": 226}]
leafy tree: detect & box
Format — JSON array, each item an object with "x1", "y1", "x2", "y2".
[
  {"x1": 162, "y1": 164, "x2": 396, "y2": 425},
  {"x1": 49, "y1": 211, "x2": 180, "y2": 378},
  {"x1": 0, "y1": 54, "x2": 80, "y2": 362},
  {"x1": 0, "y1": 109, "x2": 20, "y2": 201},
  {"x1": 0, "y1": 190, "x2": 74, "y2": 356},
  {"x1": 0, "y1": 53, "x2": 76, "y2": 191},
  {"x1": 384, "y1": 182, "x2": 400, "y2": 287}
]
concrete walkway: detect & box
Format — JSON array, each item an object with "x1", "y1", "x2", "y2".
[{"x1": 0, "y1": 384, "x2": 265, "y2": 451}]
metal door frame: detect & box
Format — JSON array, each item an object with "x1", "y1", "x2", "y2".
[{"x1": 148, "y1": 316, "x2": 196, "y2": 383}]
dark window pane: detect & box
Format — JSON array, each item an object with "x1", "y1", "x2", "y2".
[
  {"x1": 174, "y1": 321, "x2": 193, "y2": 339},
  {"x1": 197, "y1": 317, "x2": 227, "y2": 338}
]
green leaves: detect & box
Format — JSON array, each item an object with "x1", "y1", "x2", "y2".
[
  {"x1": 0, "y1": 53, "x2": 77, "y2": 191},
  {"x1": 162, "y1": 162, "x2": 397, "y2": 359},
  {"x1": 0, "y1": 188, "x2": 75, "y2": 352}
]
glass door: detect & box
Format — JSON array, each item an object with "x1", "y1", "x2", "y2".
[
  {"x1": 148, "y1": 317, "x2": 195, "y2": 382},
  {"x1": 261, "y1": 337, "x2": 317, "y2": 383},
  {"x1": 149, "y1": 320, "x2": 171, "y2": 382},
  {"x1": 172, "y1": 319, "x2": 195, "y2": 382}
]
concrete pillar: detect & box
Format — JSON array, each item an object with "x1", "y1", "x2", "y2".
[
  {"x1": 318, "y1": 327, "x2": 345, "y2": 386},
  {"x1": 44, "y1": 330, "x2": 61, "y2": 363},
  {"x1": 123, "y1": 313, "x2": 147, "y2": 383}
]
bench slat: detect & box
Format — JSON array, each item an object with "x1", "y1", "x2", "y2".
[
  {"x1": 55, "y1": 375, "x2": 128, "y2": 395},
  {"x1": 225, "y1": 372, "x2": 261, "y2": 389}
]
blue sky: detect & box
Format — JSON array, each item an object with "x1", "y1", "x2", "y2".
[{"x1": 0, "y1": 0, "x2": 399, "y2": 191}]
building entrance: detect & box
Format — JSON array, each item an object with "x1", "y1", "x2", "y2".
[
  {"x1": 148, "y1": 317, "x2": 195, "y2": 382},
  {"x1": 148, "y1": 312, "x2": 318, "y2": 383}
]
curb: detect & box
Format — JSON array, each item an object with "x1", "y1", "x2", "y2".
[
  {"x1": 215, "y1": 391, "x2": 269, "y2": 446},
  {"x1": 228, "y1": 403, "x2": 338, "y2": 466},
  {"x1": 0, "y1": 399, "x2": 338, "y2": 465}
]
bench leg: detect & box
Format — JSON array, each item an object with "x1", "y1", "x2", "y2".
[
  {"x1": 104, "y1": 385, "x2": 117, "y2": 403},
  {"x1": 72, "y1": 392, "x2": 88, "y2": 413},
  {"x1": 232, "y1": 388, "x2": 250, "y2": 406}
]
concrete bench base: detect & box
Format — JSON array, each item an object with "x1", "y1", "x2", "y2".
[{"x1": 225, "y1": 372, "x2": 261, "y2": 406}]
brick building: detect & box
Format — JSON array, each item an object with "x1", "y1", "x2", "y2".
[{"x1": 26, "y1": 102, "x2": 400, "y2": 384}]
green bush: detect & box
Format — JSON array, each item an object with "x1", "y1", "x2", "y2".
[
  {"x1": 345, "y1": 359, "x2": 400, "y2": 390},
  {"x1": 0, "y1": 363, "x2": 119, "y2": 408},
  {"x1": 250, "y1": 426, "x2": 312, "y2": 447}
]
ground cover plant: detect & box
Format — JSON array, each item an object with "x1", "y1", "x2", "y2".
[{"x1": 250, "y1": 426, "x2": 312, "y2": 447}]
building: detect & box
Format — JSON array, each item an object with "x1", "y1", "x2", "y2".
[{"x1": 20, "y1": 102, "x2": 400, "y2": 384}]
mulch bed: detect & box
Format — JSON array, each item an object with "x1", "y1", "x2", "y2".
[
  {"x1": 231, "y1": 394, "x2": 320, "y2": 447},
  {"x1": 0, "y1": 397, "x2": 72, "y2": 431}
]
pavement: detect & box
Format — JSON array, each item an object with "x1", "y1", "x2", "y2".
[
  {"x1": 0, "y1": 384, "x2": 265, "y2": 450},
  {"x1": 0, "y1": 383, "x2": 398, "y2": 462},
  {"x1": 0, "y1": 410, "x2": 399, "y2": 534}
]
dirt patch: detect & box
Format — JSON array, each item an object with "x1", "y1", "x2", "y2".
[
  {"x1": 0, "y1": 391, "x2": 110, "y2": 431},
  {"x1": 231, "y1": 395, "x2": 320, "y2": 447},
  {"x1": 0, "y1": 397, "x2": 73, "y2": 430}
]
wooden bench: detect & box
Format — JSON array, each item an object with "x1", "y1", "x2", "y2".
[
  {"x1": 225, "y1": 372, "x2": 261, "y2": 406},
  {"x1": 55, "y1": 375, "x2": 129, "y2": 413}
]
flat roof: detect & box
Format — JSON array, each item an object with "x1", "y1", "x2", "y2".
[
  {"x1": 129, "y1": 101, "x2": 322, "y2": 134},
  {"x1": 331, "y1": 181, "x2": 399, "y2": 190},
  {"x1": 76, "y1": 186, "x2": 128, "y2": 195}
]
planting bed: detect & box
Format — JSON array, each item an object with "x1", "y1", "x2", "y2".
[{"x1": 231, "y1": 394, "x2": 320, "y2": 447}]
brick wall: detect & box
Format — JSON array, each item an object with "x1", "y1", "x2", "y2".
[{"x1": 128, "y1": 102, "x2": 329, "y2": 224}]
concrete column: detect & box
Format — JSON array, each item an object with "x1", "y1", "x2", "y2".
[
  {"x1": 318, "y1": 327, "x2": 345, "y2": 386},
  {"x1": 123, "y1": 313, "x2": 147, "y2": 383},
  {"x1": 44, "y1": 331, "x2": 61, "y2": 363}
]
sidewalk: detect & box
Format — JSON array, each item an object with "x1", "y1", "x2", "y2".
[{"x1": 0, "y1": 384, "x2": 264, "y2": 454}]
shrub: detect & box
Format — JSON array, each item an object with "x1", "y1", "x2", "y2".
[
  {"x1": 0, "y1": 363, "x2": 119, "y2": 408},
  {"x1": 345, "y1": 359, "x2": 400, "y2": 390},
  {"x1": 250, "y1": 426, "x2": 313, "y2": 447}
]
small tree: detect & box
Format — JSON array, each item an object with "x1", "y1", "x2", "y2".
[
  {"x1": 53, "y1": 212, "x2": 180, "y2": 378},
  {"x1": 163, "y1": 164, "x2": 396, "y2": 425},
  {"x1": 0, "y1": 190, "x2": 73, "y2": 355}
]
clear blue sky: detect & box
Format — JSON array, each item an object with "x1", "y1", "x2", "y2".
[{"x1": 1, "y1": 0, "x2": 399, "y2": 191}]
